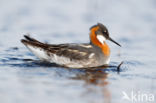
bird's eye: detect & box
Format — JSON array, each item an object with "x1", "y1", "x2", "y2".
[
  {"x1": 103, "y1": 30, "x2": 107, "y2": 33},
  {"x1": 103, "y1": 31, "x2": 107, "y2": 34}
]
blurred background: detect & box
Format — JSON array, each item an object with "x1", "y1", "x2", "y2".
[{"x1": 0, "y1": 0, "x2": 156, "y2": 103}]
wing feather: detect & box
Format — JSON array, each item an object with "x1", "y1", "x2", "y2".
[{"x1": 21, "y1": 35, "x2": 94, "y2": 61}]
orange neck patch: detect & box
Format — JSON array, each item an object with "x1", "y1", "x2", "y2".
[{"x1": 90, "y1": 26, "x2": 110, "y2": 56}]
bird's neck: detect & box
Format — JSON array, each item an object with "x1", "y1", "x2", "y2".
[
  {"x1": 90, "y1": 29, "x2": 110, "y2": 56},
  {"x1": 101, "y1": 42, "x2": 110, "y2": 56}
]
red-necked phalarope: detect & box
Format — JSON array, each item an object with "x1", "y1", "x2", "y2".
[{"x1": 21, "y1": 23, "x2": 121, "y2": 68}]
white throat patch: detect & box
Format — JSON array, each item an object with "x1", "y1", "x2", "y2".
[{"x1": 96, "y1": 35, "x2": 106, "y2": 44}]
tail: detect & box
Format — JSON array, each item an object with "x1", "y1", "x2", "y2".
[
  {"x1": 21, "y1": 35, "x2": 50, "y2": 60},
  {"x1": 21, "y1": 35, "x2": 44, "y2": 46}
]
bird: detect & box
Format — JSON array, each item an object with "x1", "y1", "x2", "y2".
[{"x1": 21, "y1": 23, "x2": 121, "y2": 68}]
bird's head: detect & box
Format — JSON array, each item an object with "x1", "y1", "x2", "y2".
[{"x1": 90, "y1": 23, "x2": 121, "y2": 47}]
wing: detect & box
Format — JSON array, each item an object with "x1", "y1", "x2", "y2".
[
  {"x1": 21, "y1": 35, "x2": 94, "y2": 61},
  {"x1": 48, "y1": 44, "x2": 93, "y2": 60}
]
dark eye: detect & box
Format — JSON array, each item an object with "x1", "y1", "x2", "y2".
[
  {"x1": 103, "y1": 31, "x2": 107, "y2": 34},
  {"x1": 103, "y1": 30, "x2": 107, "y2": 33}
]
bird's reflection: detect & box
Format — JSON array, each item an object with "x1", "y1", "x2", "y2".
[
  {"x1": 70, "y1": 68, "x2": 111, "y2": 103},
  {"x1": 71, "y1": 69, "x2": 108, "y2": 85},
  {"x1": 12, "y1": 58, "x2": 116, "y2": 103}
]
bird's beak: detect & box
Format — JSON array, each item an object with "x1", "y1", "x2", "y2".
[{"x1": 109, "y1": 37, "x2": 121, "y2": 47}]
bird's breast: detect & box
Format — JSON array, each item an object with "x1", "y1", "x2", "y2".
[{"x1": 101, "y1": 42, "x2": 110, "y2": 56}]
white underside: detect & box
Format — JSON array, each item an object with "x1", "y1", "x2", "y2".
[
  {"x1": 26, "y1": 45, "x2": 84, "y2": 68},
  {"x1": 27, "y1": 45, "x2": 49, "y2": 60},
  {"x1": 105, "y1": 57, "x2": 110, "y2": 64},
  {"x1": 26, "y1": 45, "x2": 110, "y2": 68}
]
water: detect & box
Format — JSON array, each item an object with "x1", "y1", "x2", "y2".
[{"x1": 0, "y1": 0, "x2": 156, "y2": 103}]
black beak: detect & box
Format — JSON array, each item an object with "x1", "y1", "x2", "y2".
[{"x1": 109, "y1": 37, "x2": 121, "y2": 47}]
